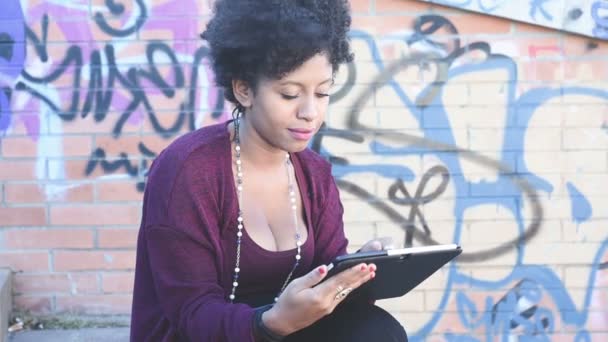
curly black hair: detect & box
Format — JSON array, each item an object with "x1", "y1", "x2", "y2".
[{"x1": 200, "y1": 0, "x2": 354, "y2": 110}]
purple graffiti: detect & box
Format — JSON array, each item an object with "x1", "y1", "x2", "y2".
[{"x1": 0, "y1": 0, "x2": 26, "y2": 131}]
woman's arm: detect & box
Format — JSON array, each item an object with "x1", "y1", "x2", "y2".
[
  {"x1": 145, "y1": 224, "x2": 257, "y2": 341},
  {"x1": 311, "y1": 174, "x2": 349, "y2": 266}
]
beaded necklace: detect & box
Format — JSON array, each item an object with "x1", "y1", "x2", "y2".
[{"x1": 229, "y1": 117, "x2": 303, "y2": 303}]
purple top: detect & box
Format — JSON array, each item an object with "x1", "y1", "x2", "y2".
[{"x1": 130, "y1": 121, "x2": 348, "y2": 341}]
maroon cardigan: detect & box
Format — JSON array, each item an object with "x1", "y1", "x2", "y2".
[{"x1": 130, "y1": 121, "x2": 348, "y2": 341}]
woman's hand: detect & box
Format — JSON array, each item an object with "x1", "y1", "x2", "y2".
[
  {"x1": 359, "y1": 236, "x2": 395, "y2": 252},
  {"x1": 262, "y1": 262, "x2": 376, "y2": 336}
]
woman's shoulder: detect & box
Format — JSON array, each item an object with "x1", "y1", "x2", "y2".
[
  {"x1": 295, "y1": 148, "x2": 332, "y2": 177},
  {"x1": 294, "y1": 148, "x2": 338, "y2": 203},
  {"x1": 160, "y1": 121, "x2": 228, "y2": 165},
  {"x1": 146, "y1": 122, "x2": 229, "y2": 190}
]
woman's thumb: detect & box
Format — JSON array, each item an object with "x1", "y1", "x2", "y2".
[{"x1": 293, "y1": 265, "x2": 328, "y2": 290}]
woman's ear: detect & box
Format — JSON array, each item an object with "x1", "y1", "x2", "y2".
[{"x1": 232, "y1": 79, "x2": 253, "y2": 108}]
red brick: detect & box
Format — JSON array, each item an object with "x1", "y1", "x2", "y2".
[
  {"x1": 375, "y1": 0, "x2": 432, "y2": 13},
  {"x1": 102, "y1": 272, "x2": 135, "y2": 293},
  {"x1": 1, "y1": 136, "x2": 92, "y2": 157},
  {"x1": 4, "y1": 183, "x2": 45, "y2": 203},
  {"x1": 51, "y1": 158, "x2": 144, "y2": 182},
  {"x1": 562, "y1": 35, "x2": 608, "y2": 57},
  {"x1": 95, "y1": 134, "x2": 168, "y2": 157},
  {"x1": 353, "y1": 16, "x2": 417, "y2": 36},
  {"x1": 48, "y1": 159, "x2": 105, "y2": 180},
  {"x1": 0, "y1": 160, "x2": 38, "y2": 180},
  {"x1": 49, "y1": 114, "x2": 141, "y2": 135},
  {"x1": 14, "y1": 295, "x2": 53, "y2": 314},
  {"x1": 96, "y1": 181, "x2": 144, "y2": 202},
  {"x1": 54, "y1": 251, "x2": 135, "y2": 271},
  {"x1": 564, "y1": 60, "x2": 607, "y2": 81},
  {"x1": 3, "y1": 228, "x2": 94, "y2": 249},
  {"x1": 0, "y1": 252, "x2": 50, "y2": 272},
  {"x1": 49, "y1": 204, "x2": 142, "y2": 226},
  {"x1": 447, "y1": 13, "x2": 513, "y2": 35},
  {"x1": 13, "y1": 274, "x2": 70, "y2": 294},
  {"x1": 45, "y1": 183, "x2": 95, "y2": 203},
  {"x1": 433, "y1": 312, "x2": 471, "y2": 334},
  {"x1": 0, "y1": 136, "x2": 38, "y2": 158},
  {"x1": 98, "y1": 228, "x2": 139, "y2": 248},
  {"x1": 514, "y1": 21, "x2": 561, "y2": 35},
  {"x1": 350, "y1": 0, "x2": 371, "y2": 13},
  {"x1": 69, "y1": 273, "x2": 100, "y2": 294},
  {"x1": 55, "y1": 294, "x2": 132, "y2": 314},
  {"x1": 0, "y1": 207, "x2": 47, "y2": 226}
]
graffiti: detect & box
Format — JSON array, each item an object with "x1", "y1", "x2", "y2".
[
  {"x1": 333, "y1": 165, "x2": 450, "y2": 248},
  {"x1": 426, "y1": 0, "x2": 507, "y2": 13},
  {"x1": 93, "y1": 0, "x2": 147, "y2": 37},
  {"x1": 388, "y1": 165, "x2": 450, "y2": 246},
  {"x1": 442, "y1": 243, "x2": 608, "y2": 340},
  {"x1": 317, "y1": 14, "x2": 544, "y2": 262},
  {"x1": 312, "y1": 12, "x2": 607, "y2": 340},
  {"x1": 592, "y1": 0, "x2": 608, "y2": 39},
  {"x1": 416, "y1": 0, "x2": 607, "y2": 41},
  {"x1": 2, "y1": 0, "x2": 608, "y2": 340},
  {"x1": 85, "y1": 142, "x2": 156, "y2": 191},
  {"x1": 16, "y1": 14, "x2": 221, "y2": 138},
  {"x1": 12, "y1": 1, "x2": 227, "y2": 189},
  {"x1": 529, "y1": 0, "x2": 553, "y2": 21},
  {"x1": 0, "y1": 0, "x2": 26, "y2": 131},
  {"x1": 457, "y1": 279, "x2": 554, "y2": 337},
  {"x1": 566, "y1": 183, "x2": 592, "y2": 225}
]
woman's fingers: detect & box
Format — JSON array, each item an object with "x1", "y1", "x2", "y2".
[
  {"x1": 314, "y1": 263, "x2": 375, "y2": 299},
  {"x1": 289, "y1": 265, "x2": 329, "y2": 292}
]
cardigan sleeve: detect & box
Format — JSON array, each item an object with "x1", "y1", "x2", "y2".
[
  {"x1": 140, "y1": 147, "x2": 258, "y2": 342},
  {"x1": 311, "y1": 171, "x2": 349, "y2": 267},
  {"x1": 145, "y1": 225, "x2": 256, "y2": 341}
]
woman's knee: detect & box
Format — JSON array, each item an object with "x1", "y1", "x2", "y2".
[{"x1": 329, "y1": 302, "x2": 407, "y2": 341}]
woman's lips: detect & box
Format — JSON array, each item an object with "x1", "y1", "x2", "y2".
[{"x1": 288, "y1": 128, "x2": 315, "y2": 141}]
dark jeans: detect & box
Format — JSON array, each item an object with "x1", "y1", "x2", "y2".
[{"x1": 283, "y1": 300, "x2": 408, "y2": 342}]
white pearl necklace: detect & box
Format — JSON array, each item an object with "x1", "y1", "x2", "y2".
[{"x1": 229, "y1": 118, "x2": 302, "y2": 303}]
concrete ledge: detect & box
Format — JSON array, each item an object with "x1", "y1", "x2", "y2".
[
  {"x1": 1, "y1": 269, "x2": 12, "y2": 342},
  {"x1": 9, "y1": 328, "x2": 129, "y2": 342}
]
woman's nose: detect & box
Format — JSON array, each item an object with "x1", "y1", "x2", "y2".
[{"x1": 297, "y1": 96, "x2": 319, "y2": 121}]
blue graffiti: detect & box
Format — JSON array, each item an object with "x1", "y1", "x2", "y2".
[
  {"x1": 592, "y1": 0, "x2": 608, "y2": 39},
  {"x1": 0, "y1": 0, "x2": 26, "y2": 132},
  {"x1": 445, "y1": 240, "x2": 608, "y2": 340},
  {"x1": 567, "y1": 183, "x2": 593, "y2": 224},
  {"x1": 529, "y1": 0, "x2": 553, "y2": 22},
  {"x1": 327, "y1": 26, "x2": 608, "y2": 340}
]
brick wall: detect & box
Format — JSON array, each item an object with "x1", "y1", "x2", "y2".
[{"x1": 1, "y1": 0, "x2": 607, "y2": 339}]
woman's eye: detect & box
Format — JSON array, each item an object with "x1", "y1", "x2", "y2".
[
  {"x1": 281, "y1": 94, "x2": 298, "y2": 100},
  {"x1": 316, "y1": 93, "x2": 330, "y2": 98}
]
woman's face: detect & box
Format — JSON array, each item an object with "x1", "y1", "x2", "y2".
[{"x1": 244, "y1": 53, "x2": 333, "y2": 153}]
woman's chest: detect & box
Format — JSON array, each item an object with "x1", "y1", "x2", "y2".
[{"x1": 220, "y1": 226, "x2": 316, "y2": 304}]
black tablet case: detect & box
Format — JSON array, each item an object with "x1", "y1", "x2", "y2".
[{"x1": 323, "y1": 245, "x2": 462, "y2": 301}]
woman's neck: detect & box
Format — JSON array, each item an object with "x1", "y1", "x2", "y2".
[{"x1": 233, "y1": 117, "x2": 287, "y2": 170}]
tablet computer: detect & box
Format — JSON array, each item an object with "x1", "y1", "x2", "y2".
[{"x1": 322, "y1": 244, "x2": 462, "y2": 301}]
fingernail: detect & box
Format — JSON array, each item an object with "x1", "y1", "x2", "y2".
[
  {"x1": 360, "y1": 264, "x2": 367, "y2": 271},
  {"x1": 371, "y1": 272, "x2": 376, "y2": 279},
  {"x1": 370, "y1": 265, "x2": 377, "y2": 272},
  {"x1": 318, "y1": 266, "x2": 326, "y2": 275}
]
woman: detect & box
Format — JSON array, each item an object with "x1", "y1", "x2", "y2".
[{"x1": 130, "y1": 1, "x2": 408, "y2": 341}]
